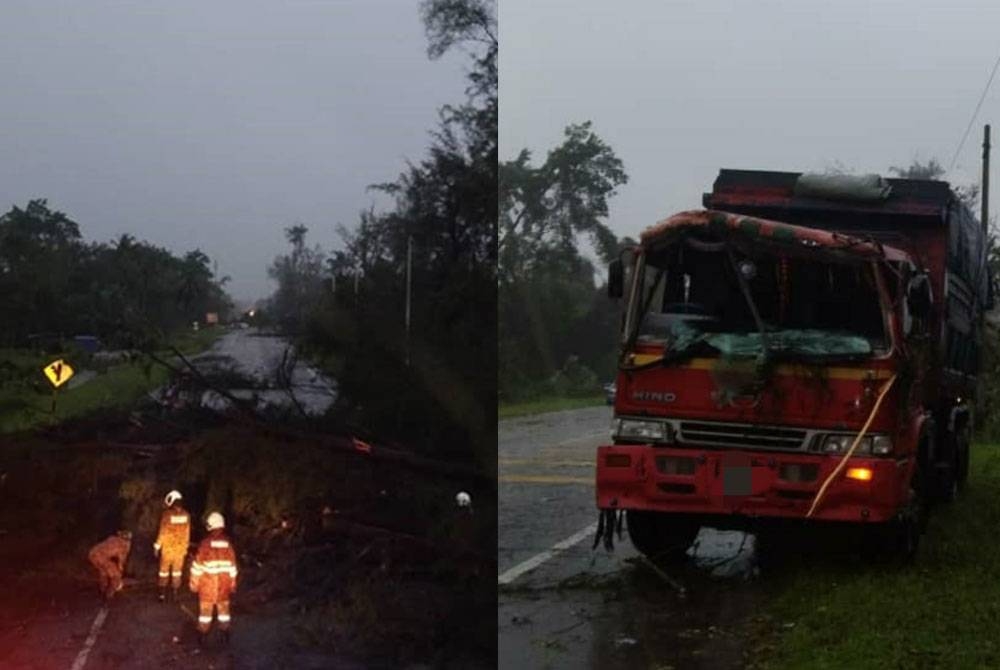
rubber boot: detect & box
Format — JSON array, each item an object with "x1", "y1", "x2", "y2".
[
  {"x1": 220, "y1": 629, "x2": 230, "y2": 645},
  {"x1": 171, "y1": 588, "x2": 180, "y2": 603},
  {"x1": 158, "y1": 589, "x2": 166, "y2": 603},
  {"x1": 197, "y1": 631, "x2": 207, "y2": 647}
]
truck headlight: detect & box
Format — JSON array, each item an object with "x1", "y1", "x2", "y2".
[
  {"x1": 871, "y1": 435, "x2": 893, "y2": 455},
  {"x1": 614, "y1": 418, "x2": 670, "y2": 442},
  {"x1": 820, "y1": 434, "x2": 892, "y2": 456},
  {"x1": 821, "y1": 434, "x2": 858, "y2": 454}
]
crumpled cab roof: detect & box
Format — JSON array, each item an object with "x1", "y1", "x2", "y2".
[{"x1": 641, "y1": 209, "x2": 910, "y2": 264}]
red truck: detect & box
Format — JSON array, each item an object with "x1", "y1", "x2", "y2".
[{"x1": 597, "y1": 169, "x2": 991, "y2": 559}]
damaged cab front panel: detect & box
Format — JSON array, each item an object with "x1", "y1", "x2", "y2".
[{"x1": 597, "y1": 209, "x2": 921, "y2": 526}]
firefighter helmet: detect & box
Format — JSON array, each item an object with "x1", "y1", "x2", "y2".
[
  {"x1": 456, "y1": 491, "x2": 472, "y2": 508},
  {"x1": 206, "y1": 511, "x2": 225, "y2": 530},
  {"x1": 118, "y1": 529, "x2": 133, "y2": 541},
  {"x1": 164, "y1": 490, "x2": 183, "y2": 507}
]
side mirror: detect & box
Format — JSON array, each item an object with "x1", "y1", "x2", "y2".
[
  {"x1": 907, "y1": 273, "x2": 933, "y2": 320},
  {"x1": 608, "y1": 259, "x2": 624, "y2": 298}
]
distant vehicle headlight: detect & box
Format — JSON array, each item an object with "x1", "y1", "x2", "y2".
[{"x1": 614, "y1": 418, "x2": 670, "y2": 442}]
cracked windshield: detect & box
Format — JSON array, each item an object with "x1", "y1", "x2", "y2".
[
  {"x1": 634, "y1": 241, "x2": 887, "y2": 360},
  {"x1": 0, "y1": 1, "x2": 496, "y2": 669}
]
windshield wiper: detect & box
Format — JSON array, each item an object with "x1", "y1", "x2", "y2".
[
  {"x1": 659, "y1": 338, "x2": 717, "y2": 365},
  {"x1": 726, "y1": 246, "x2": 770, "y2": 359},
  {"x1": 620, "y1": 334, "x2": 717, "y2": 371}
]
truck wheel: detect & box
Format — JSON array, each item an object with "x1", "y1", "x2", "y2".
[
  {"x1": 957, "y1": 425, "x2": 971, "y2": 489},
  {"x1": 862, "y1": 462, "x2": 925, "y2": 562},
  {"x1": 626, "y1": 510, "x2": 700, "y2": 563},
  {"x1": 889, "y1": 463, "x2": 926, "y2": 561},
  {"x1": 935, "y1": 453, "x2": 959, "y2": 504}
]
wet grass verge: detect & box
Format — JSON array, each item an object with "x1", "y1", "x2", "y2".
[
  {"x1": 499, "y1": 394, "x2": 605, "y2": 419},
  {"x1": 0, "y1": 361, "x2": 172, "y2": 433},
  {"x1": 0, "y1": 328, "x2": 224, "y2": 433},
  {"x1": 752, "y1": 443, "x2": 1000, "y2": 669}
]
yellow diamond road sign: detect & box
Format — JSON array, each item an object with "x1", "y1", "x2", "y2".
[{"x1": 43, "y1": 359, "x2": 74, "y2": 388}]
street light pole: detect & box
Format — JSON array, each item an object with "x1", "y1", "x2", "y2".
[{"x1": 405, "y1": 234, "x2": 413, "y2": 366}]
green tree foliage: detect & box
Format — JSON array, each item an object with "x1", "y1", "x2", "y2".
[
  {"x1": 267, "y1": 224, "x2": 327, "y2": 334},
  {"x1": 0, "y1": 199, "x2": 233, "y2": 348},
  {"x1": 499, "y1": 123, "x2": 628, "y2": 400},
  {"x1": 888, "y1": 158, "x2": 946, "y2": 180},
  {"x1": 288, "y1": 0, "x2": 497, "y2": 471}
]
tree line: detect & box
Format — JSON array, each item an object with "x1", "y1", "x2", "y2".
[
  {"x1": 499, "y1": 122, "x2": 631, "y2": 402},
  {"x1": 264, "y1": 0, "x2": 497, "y2": 471},
  {"x1": 0, "y1": 199, "x2": 232, "y2": 349}
]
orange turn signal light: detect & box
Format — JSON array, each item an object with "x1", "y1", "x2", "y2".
[
  {"x1": 845, "y1": 467, "x2": 873, "y2": 482},
  {"x1": 605, "y1": 454, "x2": 632, "y2": 468}
]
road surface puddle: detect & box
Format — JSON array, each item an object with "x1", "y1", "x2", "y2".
[{"x1": 499, "y1": 527, "x2": 764, "y2": 669}]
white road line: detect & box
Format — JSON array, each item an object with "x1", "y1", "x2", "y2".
[
  {"x1": 498, "y1": 522, "x2": 599, "y2": 585},
  {"x1": 69, "y1": 606, "x2": 108, "y2": 670}
]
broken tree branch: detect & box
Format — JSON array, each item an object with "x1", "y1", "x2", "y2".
[{"x1": 277, "y1": 346, "x2": 310, "y2": 420}]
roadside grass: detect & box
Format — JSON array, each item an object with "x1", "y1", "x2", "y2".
[
  {"x1": 499, "y1": 394, "x2": 606, "y2": 419},
  {"x1": 0, "y1": 327, "x2": 225, "y2": 433},
  {"x1": 755, "y1": 443, "x2": 1000, "y2": 669}
]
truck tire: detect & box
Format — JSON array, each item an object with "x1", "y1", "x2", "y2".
[
  {"x1": 935, "y1": 452, "x2": 959, "y2": 504},
  {"x1": 625, "y1": 510, "x2": 700, "y2": 563},
  {"x1": 956, "y1": 424, "x2": 971, "y2": 489},
  {"x1": 887, "y1": 462, "x2": 926, "y2": 561},
  {"x1": 928, "y1": 426, "x2": 958, "y2": 504}
]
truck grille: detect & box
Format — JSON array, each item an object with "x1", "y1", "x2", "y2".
[{"x1": 678, "y1": 421, "x2": 808, "y2": 451}]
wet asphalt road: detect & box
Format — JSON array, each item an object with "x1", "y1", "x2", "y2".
[
  {"x1": 498, "y1": 406, "x2": 760, "y2": 670},
  {"x1": 154, "y1": 328, "x2": 337, "y2": 415}
]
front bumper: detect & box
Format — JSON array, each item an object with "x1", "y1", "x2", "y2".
[{"x1": 596, "y1": 444, "x2": 912, "y2": 524}]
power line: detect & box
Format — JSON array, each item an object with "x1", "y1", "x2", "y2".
[{"x1": 949, "y1": 47, "x2": 1000, "y2": 172}]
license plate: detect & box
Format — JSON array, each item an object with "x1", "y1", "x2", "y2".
[{"x1": 722, "y1": 454, "x2": 753, "y2": 496}]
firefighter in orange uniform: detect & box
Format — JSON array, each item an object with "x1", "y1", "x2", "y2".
[
  {"x1": 189, "y1": 511, "x2": 238, "y2": 645},
  {"x1": 154, "y1": 489, "x2": 191, "y2": 602},
  {"x1": 88, "y1": 530, "x2": 132, "y2": 600}
]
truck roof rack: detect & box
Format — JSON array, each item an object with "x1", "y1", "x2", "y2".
[{"x1": 703, "y1": 169, "x2": 957, "y2": 221}]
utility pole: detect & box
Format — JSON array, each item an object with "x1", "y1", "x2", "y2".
[
  {"x1": 983, "y1": 123, "x2": 991, "y2": 237},
  {"x1": 405, "y1": 234, "x2": 413, "y2": 366}
]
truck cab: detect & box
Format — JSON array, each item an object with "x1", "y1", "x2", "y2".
[{"x1": 596, "y1": 170, "x2": 989, "y2": 560}]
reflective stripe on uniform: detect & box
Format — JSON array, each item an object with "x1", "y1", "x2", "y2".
[
  {"x1": 190, "y1": 560, "x2": 235, "y2": 576},
  {"x1": 170, "y1": 515, "x2": 188, "y2": 524},
  {"x1": 158, "y1": 571, "x2": 170, "y2": 577},
  {"x1": 209, "y1": 540, "x2": 229, "y2": 548},
  {"x1": 217, "y1": 614, "x2": 231, "y2": 622},
  {"x1": 198, "y1": 616, "x2": 213, "y2": 623}
]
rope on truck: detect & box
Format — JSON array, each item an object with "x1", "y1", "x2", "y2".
[{"x1": 806, "y1": 374, "x2": 898, "y2": 518}]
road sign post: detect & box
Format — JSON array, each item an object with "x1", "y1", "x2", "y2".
[{"x1": 42, "y1": 358, "x2": 75, "y2": 416}]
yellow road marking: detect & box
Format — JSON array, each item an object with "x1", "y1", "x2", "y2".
[
  {"x1": 499, "y1": 475, "x2": 593, "y2": 485},
  {"x1": 499, "y1": 459, "x2": 594, "y2": 467}
]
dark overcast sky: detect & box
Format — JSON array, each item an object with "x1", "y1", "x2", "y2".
[
  {"x1": 501, "y1": 0, "x2": 1000, "y2": 243},
  {"x1": 0, "y1": 0, "x2": 466, "y2": 305}
]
